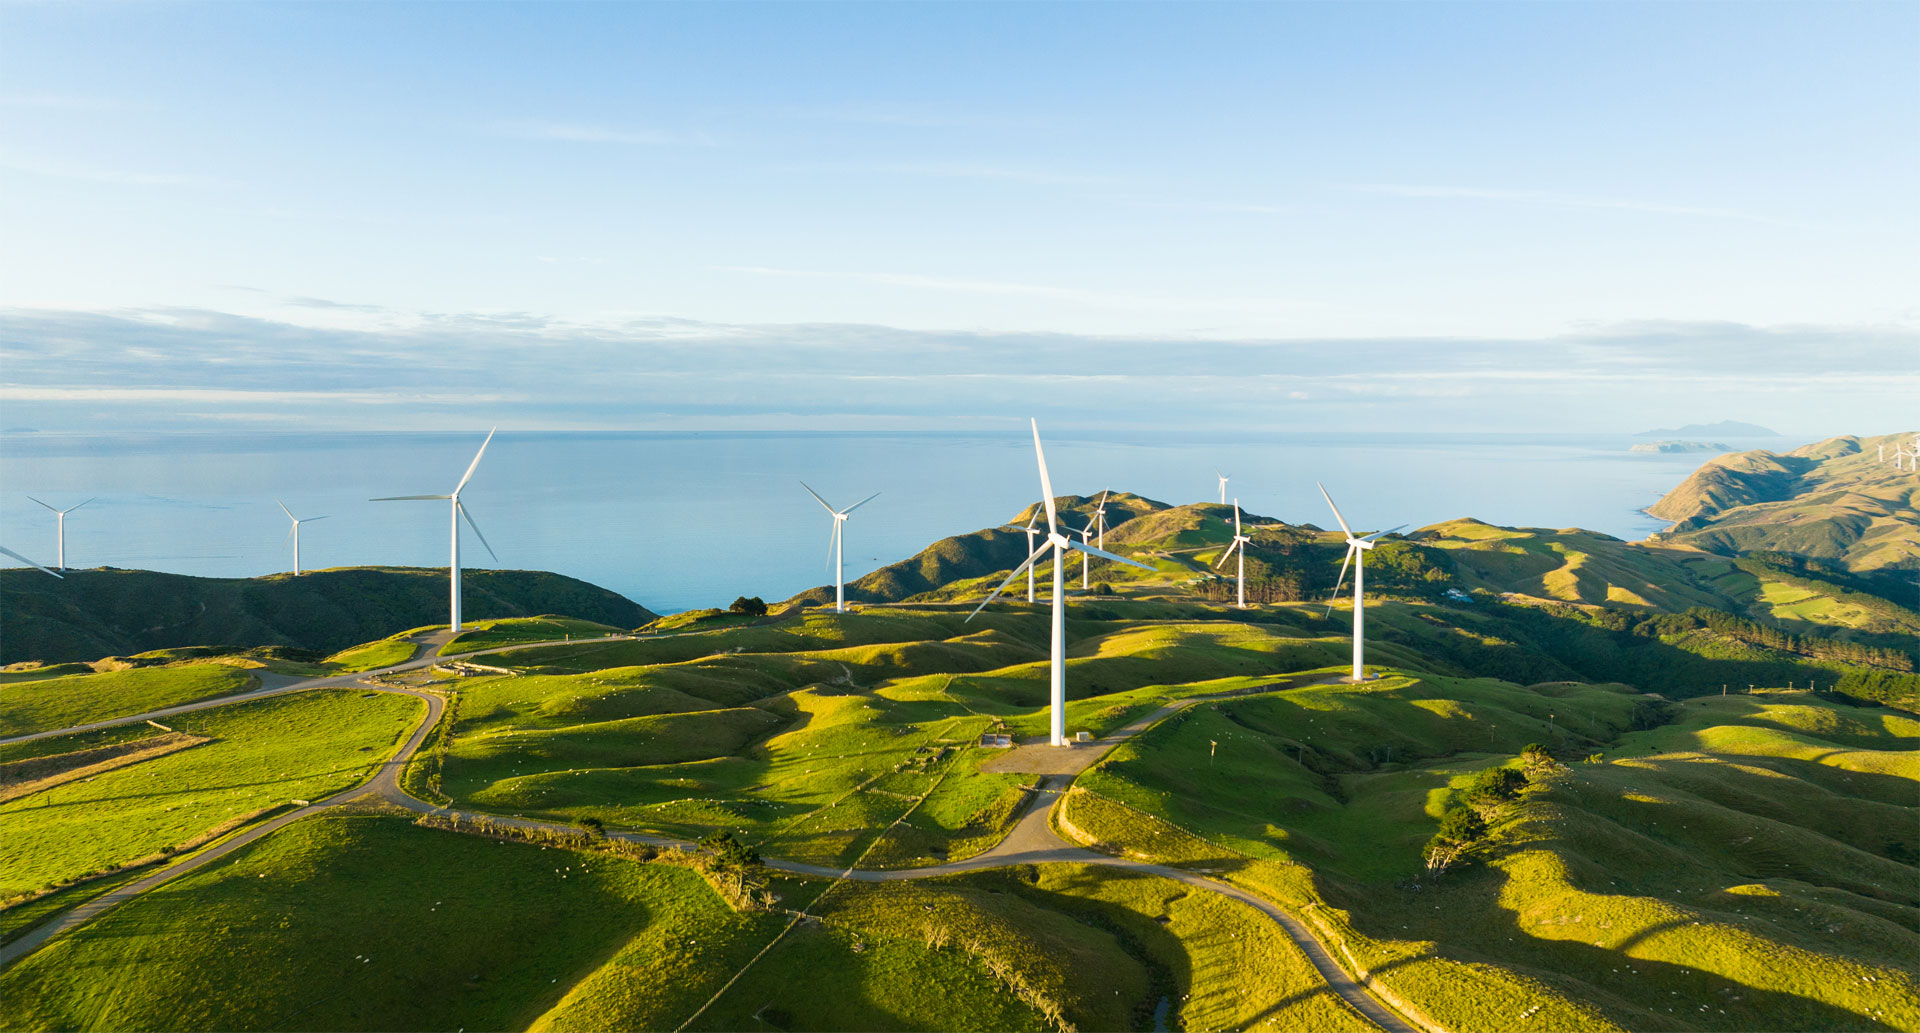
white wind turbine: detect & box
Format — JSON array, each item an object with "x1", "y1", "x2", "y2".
[
  {"x1": 1214, "y1": 498, "x2": 1253, "y2": 608},
  {"x1": 1319, "y1": 483, "x2": 1405, "y2": 683},
  {"x1": 1216, "y1": 470, "x2": 1230, "y2": 505},
  {"x1": 1001, "y1": 508, "x2": 1042, "y2": 602},
  {"x1": 1, "y1": 545, "x2": 63, "y2": 578},
  {"x1": 971, "y1": 420, "x2": 1151, "y2": 746},
  {"x1": 26, "y1": 497, "x2": 93, "y2": 571},
  {"x1": 371, "y1": 428, "x2": 498, "y2": 633},
  {"x1": 275, "y1": 499, "x2": 329, "y2": 576},
  {"x1": 802, "y1": 482, "x2": 880, "y2": 613}
]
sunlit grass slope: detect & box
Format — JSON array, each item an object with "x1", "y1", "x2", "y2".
[
  {"x1": 0, "y1": 815, "x2": 777, "y2": 1033},
  {"x1": 1073, "y1": 674, "x2": 1919, "y2": 1032},
  {"x1": 0, "y1": 662, "x2": 257, "y2": 737},
  {"x1": 0, "y1": 690, "x2": 422, "y2": 896},
  {"x1": 436, "y1": 609, "x2": 1355, "y2": 863}
]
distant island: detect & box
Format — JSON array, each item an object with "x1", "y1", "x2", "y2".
[
  {"x1": 1630, "y1": 440, "x2": 1731, "y2": 454},
  {"x1": 1635, "y1": 419, "x2": 1776, "y2": 437}
]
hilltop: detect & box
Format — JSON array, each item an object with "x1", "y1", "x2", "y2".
[
  {"x1": 1647, "y1": 431, "x2": 1920, "y2": 572},
  {"x1": 783, "y1": 493, "x2": 1172, "y2": 608},
  {"x1": 0, "y1": 567, "x2": 656, "y2": 665}
]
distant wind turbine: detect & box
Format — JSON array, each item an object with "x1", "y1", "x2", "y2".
[
  {"x1": 1216, "y1": 471, "x2": 1230, "y2": 505},
  {"x1": 802, "y1": 482, "x2": 880, "y2": 613},
  {"x1": 1, "y1": 545, "x2": 63, "y2": 578},
  {"x1": 371, "y1": 428, "x2": 498, "y2": 633},
  {"x1": 1214, "y1": 498, "x2": 1253, "y2": 608},
  {"x1": 1319, "y1": 483, "x2": 1405, "y2": 683},
  {"x1": 26, "y1": 497, "x2": 93, "y2": 571},
  {"x1": 970, "y1": 420, "x2": 1151, "y2": 746},
  {"x1": 1001, "y1": 508, "x2": 1042, "y2": 602},
  {"x1": 275, "y1": 499, "x2": 329, "y2": 576}
]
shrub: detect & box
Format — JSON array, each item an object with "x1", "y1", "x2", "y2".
[{"x1": 728, "y1": 596, "x2": 769, "y2": 616}]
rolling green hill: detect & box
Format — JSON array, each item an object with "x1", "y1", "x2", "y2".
[
  {"x1": 1647, "y1": 432, "x2": 1920, "y2": 573},
  {"x1": 783, "y1": 493, "x2": 1170, "y2": 608},
  {"x1": 0, "y1": 566, "x2": 657, "y2": 666}
]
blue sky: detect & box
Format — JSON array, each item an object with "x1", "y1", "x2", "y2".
[{"x1": 1, "y1": 2, "x2": 1914, "y2": 434}]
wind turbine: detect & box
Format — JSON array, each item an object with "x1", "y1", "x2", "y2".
[
  {"x1": 1001, "y1": 508, "x2": 1042, "y2": 602},
  {"x1": 801, "y1": 482, "x2": 880, "y2": 613},
  {"x1": 1, "y1": 545, "x2": 63, "y2": 578},
  {"x1": 970, "y1": 420, "x2": 1151, "y2": 746},
  {"x1": 1214, "y1": 498, "x2": 1253, "y2": 608},
  {"x1": 1318, "y1": 483, "x2": 1405, "y2": 683},
  {"x1": 26, "y1": 497, "x2": 92, "y2": 571},
  {"x1": 275, "y1": 499, "x2": 329, "y2": 576},
  {"x1": 1091, "y1": 490, "x2": 1111, "y2": 548},
  {"x1": 371, "y1": 428, "x2": 498, "y2": 633},
  {"x1": 1216, "y1": 471, "x2": 1230, "y2": 505}
]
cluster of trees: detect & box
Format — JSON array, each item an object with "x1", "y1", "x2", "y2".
[
  {"x1": 1380, "y1": 599, "x2": 1918, "y2": 711},
  {"x1": 1196, "y1": 571, "x2": 1315, "y2": 604},
  {"x1": 697, "y1": 831, "x2": 773, "y2": 910},
  {"x1": 729, "y1": 596, "x2": 769, "y2": 616},
  {"x1": 1625, "y1": 607, "x2": 1916, "y2": 672},
  {"x1": 1422, "y1": 759, "x2": 1535, "y2": 876}
]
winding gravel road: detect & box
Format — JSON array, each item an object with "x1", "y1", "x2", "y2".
[{"x1": 0, "y1": 628, "x2": 1421, "y2": 1032}]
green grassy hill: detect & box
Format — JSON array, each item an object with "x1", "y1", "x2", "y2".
[
  {"x1": 0, "y1": 566, "x2": 657, "y2": 665},
  {"x1": 1647, "y1": 432, "x2": 1920, "y2": 573},
  {"x1": 1072, "y1": 673, "x2": 1920, "y2": 1032},
  {"x1": 783, "y1": 493, "x2": 1169, "y2": 608}
]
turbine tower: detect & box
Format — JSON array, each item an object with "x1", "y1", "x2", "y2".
[
  {"x1": 275, "y1": 499, "x2": 329, "y2": 576},
  {"x1": 26, "y1": 497, "x2": 93, "y2": 571},
  {"x1": 970, "y1": 420, "x2": 1151, "y2": 745},
  {"x1": 1002, "y1": 508, "x2": 1042, "y2": 602},
  {"x1": 1319, "y1": 483, "x2": 1405, "y2": 683},
  {"x1": 1216, "y1": 471, "x2": 1230, "y2": 505},
  {"x1": 372, "y1": 428, "x2": 498, "y2": 633},
  {"x1": 802, "y1": 482, "x2": 880, "y2": 613},
  {"x1": 1, "y1": 545, "x2": 64, "y2": 578},
  {"x1": 1214, "y1": 498, "x2": 1253, "y2": 608}
]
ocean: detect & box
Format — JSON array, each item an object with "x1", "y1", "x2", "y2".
[{"x1": 0, "y1": 430, "x2": 1779, "y2": 614}]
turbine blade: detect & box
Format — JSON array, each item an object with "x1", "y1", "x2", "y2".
[
  {"x1": 0, "y1": 545, "x2": 62, "y2": 578},
  {"x1": 458, "y1": 502, "x2": 499, "y2": 562},
  {"x1": 26, "y1": 497, "x2": 55, "y2": 513},
  {"x1": 286, "y1": 523, "x2": 296, "y2": 544},
  {"x1": 1067, "y1": 539, "x2": 1153, "y2": 571},
  {"x1": 1025, "y1": 507, "x2": 1040, "y2": 530},
  {"x1": 1213, "y1": 540, "x2": 1240, "y2": 569},
  {"x1": 827, "y1": 520, "x2": 839, "y2": 571},
  {"x1": 967, "y1": 541, "x2": 1051, "y2": 621},
  {"x1": 1317, "y1": 482, "x2": 1355, "y2": 538},
  {"x1": 67, "y1": 498, "x2": 96, "y2": 514},
  {"x1": 304, "y1": 515, "x2": 331, "y2": 522},
  {"x1": 842, "y1": 491, "x2": 881, "y2": 515},
  {"x1": 1234, "y1": 500, "x2": 1242, "y2": 536},
  {"x1": 276, "y1": 498, "x2": 295, "y2": 521},
  {"x1": 1361, "y1": 524, "x2": 1407, "y2": 541},
  {"x1": 799, "y1": 481, "x2": 837, "y2": 514},
  {"x1": 1326, "y1": 546, "x2": 1356, "y2": 616},
  {"x1": 1031, "y1": 419, "x2": 1058, "y2": 534},
  {"x1": 452, "y1": 427, "x2": 497, "y2": 496},
  {"x1": 371, "y1": 494, "x2": 452, "y2": 501}
]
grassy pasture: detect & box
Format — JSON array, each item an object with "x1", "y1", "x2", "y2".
[
  {"x1": 325, "y1": 635, "x2": 419, "y2": 672},
  {"x1": 0, "y1": 690, "x2": 421, "y2": 896},
  {"x1": 440, "y1": 616, "x2": 630, "y2": 656},
  {"x1": 0, "y1": 663, "x2": 257, "y2": 738},
  {"x1": 1071, "y1": 673, "x2": 1920, "y2": 1032},
  {"x1": 0, "y1": 815, "x2": 777, "y2": 1033}
]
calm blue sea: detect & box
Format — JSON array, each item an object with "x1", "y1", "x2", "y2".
[{"x1": 0, "y1": 431, "x2": 1785, "y2": 614}]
